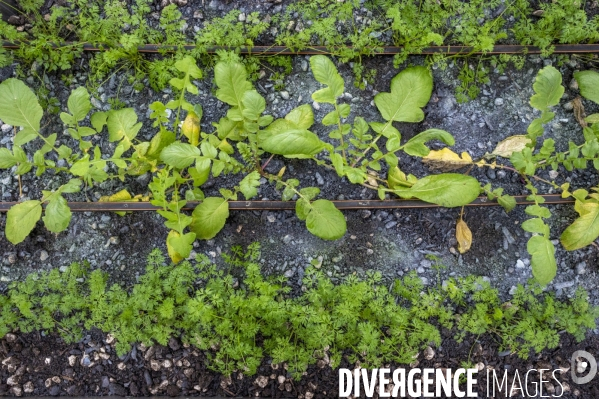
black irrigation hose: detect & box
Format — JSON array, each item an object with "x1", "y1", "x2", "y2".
[
  {"x1": 0, "y1": 195, "x2": 575, "y2": 213},
  {"x1": 3, "y1": 42, "x2": 599, "y2": 55}
]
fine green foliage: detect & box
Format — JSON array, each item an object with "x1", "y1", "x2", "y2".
[
  {"x1": 0, "y1": 244, "x2": 596, "y2": 376},
  {"x1": 2, "y1": 0, "x2": 598, "y2": 97}
]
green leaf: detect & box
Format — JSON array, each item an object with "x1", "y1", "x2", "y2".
[
  {"x1": 258, "y1": 129, "x2": 325, "y2": 159},
  {"x1": 575, "y1": 70, "x2": 599, "y2": 105},
  {"x1": 560, "y1": 202, "x2": 599, "y2": 250},
  {"x1": 160, "y1": 142, "x2": 201, "y2": 169},
  {"x1": 42, "y1": 196, "x2": 71, "y2": 233},
  {"x1": 521, "y1": 218, "x2": 550, "y2": 235},
  {"x1": 285, "y1": 104, "x2": 313, "y2": 129},
  {"x1": 305, "y1": 199, "x2": 346, "y2": 240},
  {"x1": 6, "y1": 200, "x2": 42, "y2": 245},
  {"x1": 241, "y1": 90, "x2": 265, "y2": 121},
  {"x1": 497, "y1": 195, "x2": 516, "y2": 212},
  {"x1": 402, "y1": 129, "x2": 455, "y2": 157},
  {"x1": 190, "y1": 197, "x2": 229, "y2": 240},
  {"x1": 215, "y1": 61, "x2": 253, "y2": 107},
  {"x1": 239, "y1": 171, "x2": 261, "y2": 200},
  {"x1": 295, "y1": 198, "x2": 311, "y2": 221},
  {"x1": 407, "y1": 174, "x2": 480, "y2": 207},
  {"x1": 0, "y1": 148, "x2": 17, "y2": 168},
  {"x1": 0, "y1": 79, "x2": 43, "y2": 138},
  {"x1": 91, "y1": 112, "x2": 107, "y2": 132},
  {"x1": 374, "y1": 66, "x2": 433, "y2": 122},
  {"x1": 530, "y1": 66, "x2": 564, "y2": 111},
  {"x1": 67, "y1": 87, "x2": 91, "y2": 121},
  {"x1": 527, "y1": 235, "x2": 557, "y2": 285},
  {"x1": 107, "y1": 108, "x2": 142, "y2": 148},
  {"x1": 309, "y1": 55, "x2": 344, "y2": 103},
  {"x1": 146, "y1": 130, "x2": 176, "y2": 159}
]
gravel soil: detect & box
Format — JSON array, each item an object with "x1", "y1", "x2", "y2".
[{"x1": 2, "y1": 329, "x2": 599, "y2": 397}]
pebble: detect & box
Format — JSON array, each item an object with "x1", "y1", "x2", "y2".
[
  {"x1": 1, "y1": 123, "x2": 12, "y2": 133},
  {"x1": 548, "y1": 170, "x2": 559, "y2": 179},
  {"x1": 385, "y1": 221, "x2": 397, "y2": 229},
  {"x1": 315, "y1": 172, "x2": 324, "y2": 185},
  {"x1": 502, "y1": 227, "x2": 516, "y2": 244},
  {"x1": 312, "y1": 101, "x2": 320, "y2": 110},
  {"x1": 301, "y1": 60, "x2": 308, "y2": 72},
  {"x1": 494, "y1": 98, "x2": 504, "y2": 106},
  {"x1": 40, "y1": 250, "x2": 49, "y2": 261},
  {"x1": 238, "y1": 12, "x2": 246, "y2": 21},
  {"x1": 576, "y1": 261, "x2": 586, "y2": 275},
  {"x1": 284, "y1": 269, "x2": 295, "y2": 278},
  {"x1": 515, "y1": 259, "x2": 525, "y2": 269},
  {"x1": 554, "y1": 280, "x2": 575, "y2": 290},
  {"x1": 279, "y1": 91, "x2": 290, "y2": 100},
  {"x1": 423, "y1": 346, "x2": 435, "y2": 360},
  {"x1": 569, "y1": 78, "x2": 579, "y2": 91},
  {"x1": 563, "y1": 101, "x2": 574, "y2": 111}
]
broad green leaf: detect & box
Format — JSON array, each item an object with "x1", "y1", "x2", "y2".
[
  {"x1": 107, "y1": 108, "x2": 142, "y2": 147},
  {"x1": 575, "y1": 70, "x2": 599, "y2": 105},
  {"x1": 560, "y1": 202, "x2": 599, "y2": 250},
  {"x1": 91, "y1": 111, "x2": 107, "y2": 132},
  {"x1": 0, "y1": 148, "x2": 17, "y2": 168},
  {"x1": 407, "y1": 173, "x2": 480, "y2": 207},
  {"x1": 586, "y1": 114, "x2": 599, "y2": 124},
  {"x1": 306, "y1": 199, "x2": 346, "y2": 240},
  {"x1": 521, "y1": 218, "x2": 550, "y2": 235},
  {"x1": 285, "y1": 104, "x2": 314, "y2": 129},
  {"x1": 530, "y1": 66, "x2": 564, "y2": 111},
  {"x1": 403, "y1": 129, "x2": 455, "y2": 157},
  {"x1": 13, "y1": 129, "x2": 38, "y2": 145},
  {"x1": 42, "y1": 196, "x2": 71, "y2": 233},
  {"x1": 374, "y1": 66, "x2": 433, "y2": 122},
  {"x1": 160, "y1": 142, "x2": 201, "y2": 169},
  {"x1": 146, "y1": 130, "x2": 176, "y2": 159},
  {"x1": 295, "y1": 198, "x2": 311, "y2": 221},
  {"x1": 0, "y1": 78, "x2": 43, "y2": 138},
  {"x1": 214, "y1": 61, "x2": 253, "y2": 107},
  {"x1": 6, "y1": 200, "x2": 42, "y2": 245},
  {"x1": 67, "y1": 87, "x2": 91, "y2": 121},
  {"x1": 258, "y1": 129, "x2": 325, "y2": 158},
  {"x1": 309, "y1": 55, "x2": 344, "y2": 102},
  {"x1": 497, "y1": 195, "x2": 516, "y2": 212},
  {"x1": 241, "y1": 90, "x2": 265, "y2": 121},
  {"x1": 239, "y1": 171, "x2": 261, "y2": 200},
  {"x1": 527, "y1": 235, "x2": 557, "y2": 285},
  {"x1": 200, "y1": 141, "x2": 218, "y2": 159},
  {"x1": 190, "y1": 197, "x2": 229, "y2": 240}
]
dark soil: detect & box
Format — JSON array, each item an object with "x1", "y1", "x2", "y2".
[{"x1": 2, "y1": 330, "x2": 599, "y2": 398}]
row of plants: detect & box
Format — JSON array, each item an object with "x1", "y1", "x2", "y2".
[
  {"x1": 1, "y1": 53, "x2": 599, "y2": 284},
  {"x1": 0, "y1": 243, "x2": 596, "y2": 377},
  {"x1": 0, "y1": 0, "x2": 598, "y2": 97}
]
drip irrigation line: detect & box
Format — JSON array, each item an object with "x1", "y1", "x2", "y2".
[
  {"x1": 0, "y1": 194, "x2": 574, "y2": 213},
  {"x1": 3, "y1": 42, "x2": 599, "y2": 55}
]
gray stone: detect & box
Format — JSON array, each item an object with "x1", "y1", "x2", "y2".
[
  {"x1": 494, "y1": 98, "x2": 504, "y2": 106},
  {"x1": 576, "y1": 261, "x2": 586, "y2": 275}
]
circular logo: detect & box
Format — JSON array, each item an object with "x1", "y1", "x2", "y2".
[{"x1": 571, "y1": 350, "x2": 597, "y2": 385}]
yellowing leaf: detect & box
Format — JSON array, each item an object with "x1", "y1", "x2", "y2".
[
  {"x1": 456, "y1": 218, "x2": 472, "y2": 254},
  {"x1": 491, "y1": 135, "x2": 531, "y2": 158},
  {"x1": 99, "y1": 189, "x2": 138, "y2": 216},
  {"x1": 181, "y1": 112, "x2": 200, "y2": 146},
  {"x1": 422, "y1": 148, "x2": 473, "y2": 171}
]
